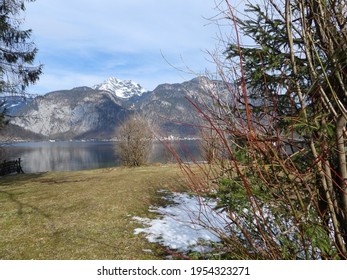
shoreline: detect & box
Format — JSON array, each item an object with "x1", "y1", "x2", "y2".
[{"x1": 0, "y1": 137, "x2": 201, "y2": 146}]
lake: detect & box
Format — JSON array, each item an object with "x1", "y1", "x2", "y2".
[{"x1": 0, "y1": 140, "x2": 201, "y2": 173}]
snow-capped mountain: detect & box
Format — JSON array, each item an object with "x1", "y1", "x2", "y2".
[
  {"x1": 6, "y1": 77, "x2": 224, "y2": 140},
  {"x1": 93, "y1": 77, "x2": 147, "y2": 99},
  {"x1": 11, "y1": 86, "x2": 129, "y2": 139}
]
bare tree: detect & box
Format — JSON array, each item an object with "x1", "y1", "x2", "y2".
[
  {"x1": 199, "y1": 125, "x2": 226, "y2": 164},
  {"x1": 177, "y1": 0, "x2": 347, "y2": 259},
  {"x1": 116, "y1": 115, "x2": 153, "y2": 167}
]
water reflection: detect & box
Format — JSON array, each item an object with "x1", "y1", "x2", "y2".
[
  {"x1": 149, "y1": 140, "x2": 201, "y2": 163},
  {"x1": 0, "y1": 140, "x2": 201, "y2": 173}
]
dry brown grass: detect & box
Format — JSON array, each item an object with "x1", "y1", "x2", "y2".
[{"x1": 0, "y1": 164, "x2": 185, "y2": 260}]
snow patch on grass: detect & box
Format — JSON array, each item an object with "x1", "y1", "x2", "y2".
[{"x1": 134, "y1": 192, "x2": 228, "y2": 253}]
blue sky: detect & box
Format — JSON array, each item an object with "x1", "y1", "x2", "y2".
[{"x1": 23, "y1": 0, "x2": 228, "y2": 94}]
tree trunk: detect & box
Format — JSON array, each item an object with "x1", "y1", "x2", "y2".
[{"x1": 336, "y1": 114, "x2": 347, "y2": 249}]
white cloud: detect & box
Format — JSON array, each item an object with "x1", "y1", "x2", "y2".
[
  {"x1": 32, "y1": 71, "x2": 106, "y2": 93},
  {"x1": 24, "y1": 0, "x2": 221, "y2": 93}
]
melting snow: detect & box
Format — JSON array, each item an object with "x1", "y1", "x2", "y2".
[
  {"x1": 134, "y1": 191, "x2": 323, "y2": 259},
  {"x1": 134, "y1": 192, "x2": 229, "y2": 253}
]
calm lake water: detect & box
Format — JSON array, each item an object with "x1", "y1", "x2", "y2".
[{"x1": 0, "y1": 140, "x2": 201, "y2": 173}]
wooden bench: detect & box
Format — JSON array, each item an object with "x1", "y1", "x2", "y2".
[{"x1": 0, "y1": 158, "x2": 24, "y2": 176}]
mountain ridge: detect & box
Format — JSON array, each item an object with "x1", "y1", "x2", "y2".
[
  {"x1": 93, "y1": 77, "x2": 147, "y2": 99},
  {"x1": 2, "y1": 76, "x2": 223, "y2": 141}
]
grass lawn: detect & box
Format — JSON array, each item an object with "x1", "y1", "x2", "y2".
[{"x1": 0, "y1": 164, "x2": 186, "y2": 260}]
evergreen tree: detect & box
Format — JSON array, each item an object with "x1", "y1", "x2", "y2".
[
  {"x1": 0, "y1": 0, "x2": 42, "y2": 95},
  {"x1": 222, "y1": 0, "x2": 347, "y2": 258},
  {"x1": 226, "y1": 0, "x2": 346, "y2": 115},
  {"x1": 182, "y1": 0, "x2": 347, "y2": 259}
]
